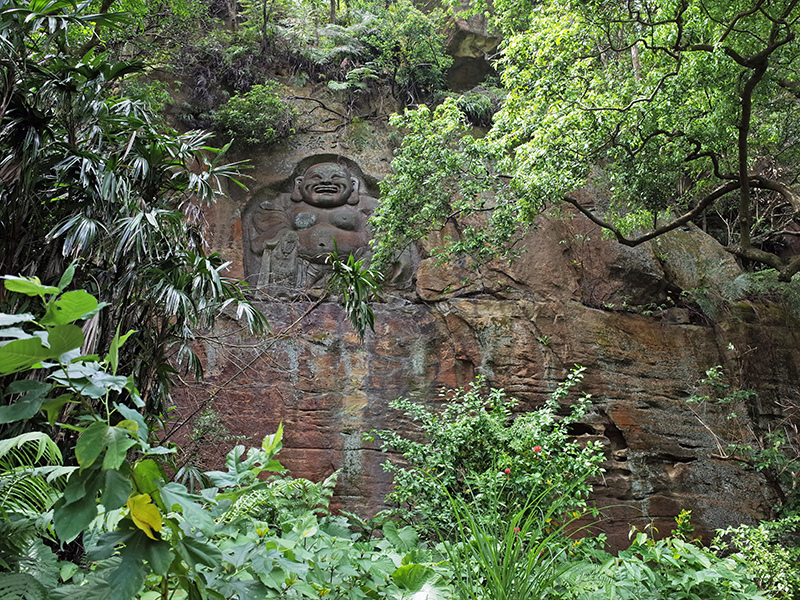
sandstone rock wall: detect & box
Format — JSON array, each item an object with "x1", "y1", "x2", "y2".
[{"x1": 178, "y1": 129, "x2": 800, "y2": 550}]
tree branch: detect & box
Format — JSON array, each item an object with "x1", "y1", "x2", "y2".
[
  {"x1": 751, "y1": 175, "x2": 800, "y2": 219},
  {"x1": 562, "y1": 180, "x2": 740, "y2": 246}
]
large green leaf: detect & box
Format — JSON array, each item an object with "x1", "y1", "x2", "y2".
[
  {"x1": 75, "y1": 422, "x2": 137, "y2": 471},
  {"x1": 47, "y1": 324, "x2": 85, "y2": 359},
  {"x1": 0, "y1": 338, "x2": 51, "y2": 374},
  {"x1": 40, "y1": 290, "x2": 99, "y2": 325},
  {"x1": 382, "y1": 521, "x2": 418, "y2": 551},
  {"x1": 0, "y1": 313, "x2": 35, "y2": 327},
  {"x1": 57, "y1": 261, "x2": 76, "y2": 291},
  {"x1": 53, "y1": 491, "x2": 100, "y2": 542},
  {"x1": 106, "y1": 327, "x2": 136, "y2": 375},
  {"x1": 109, "y1": 552, "x2": 147, "y2": 600},
  {"x1": 50, "y1": 362, "x2": 129, "y2": 399},
  {"x1": 40, "y1": 393, "x2": 75, "y2": 425},
  {"x1": 261, "y1": 422, "x2": 283, "y2": 456},
  {"x1": 86, "y1": 528, "x2": 138, "y2": 561},
  {"x1": 2, "y1": 276, "x2": 59, "y2": 298},
  {"x1": 143, "y1": 539, "x2": 173, "y2": 575},
  {"x1": 0, "y1": 380, "x2": 52, "y2": 424},
  {"x1": 391, "y1": 563, "x2": 435, "y2": 592},
  {"x1": 288, "y1": 582, "x2": 318, "y2": 599},
  {"x1": 132, "y1": 459, "x2": 165, "y2": 499},
  {"x1": 115, "y1": 528, "x2": 174, "y2": 576},
  {"x1": 99, "y1": 468, "x2": 133, "y2": 510},
  {"x1": 114, "y1": 403, "x2": 148, "y2": 442},
  {"x1": 160, "y1": 482, "x2": 215, "y2": 536},
  {"x1": 177, "y1": 536, "x2": 222, "y2": 568},
  {"x1": 47, "y1": 580, "x2": 112, "y2": 600}
]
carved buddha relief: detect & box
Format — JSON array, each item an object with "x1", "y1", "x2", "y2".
[{"x1": 243, "y1": 158, "x2": 380, "y2": 294}]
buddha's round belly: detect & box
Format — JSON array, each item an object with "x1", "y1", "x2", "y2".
[{"x1": 296, "y1": 226, "x2": 367, "y2": 262}]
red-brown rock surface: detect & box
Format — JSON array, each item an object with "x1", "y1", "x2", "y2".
[{"x1": 173, "y1": 132, "x2": 799, "y2": 550}]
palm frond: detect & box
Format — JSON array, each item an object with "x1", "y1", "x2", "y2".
[
  {"x1": 0, "y1": 433, "x2": 71, "y2": 519},
  {"x1": 0, "y1": 432, "x2": 62, "y2": 468}
]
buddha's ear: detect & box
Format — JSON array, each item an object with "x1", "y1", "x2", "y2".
[
  {"x1": 347, "y1": 177, "x2": 360, "y2": 205},
  {"x1": 291, "y1": 176, "x2": 304, "y2": 202}
]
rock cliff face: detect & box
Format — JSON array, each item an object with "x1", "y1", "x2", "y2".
[{"x1": 178, "y1": 126, "x2": 800, "y2": 550}]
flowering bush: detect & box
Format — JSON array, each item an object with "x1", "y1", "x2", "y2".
[{"x1": 366, "y1": 367, "x2": 604, "y2": 539}]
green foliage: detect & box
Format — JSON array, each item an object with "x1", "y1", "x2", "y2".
[
  {"x1": 173, "y1": 0, "x2": 449, "y2": 113},
  {"x1": 557, "y1": 519, "x2": 767, "y2": 600},
  {"x1": 686, "y1": 365, "x2": 800, "y2": 514},
  {"x1": 0, "y1": 573, "x2": 49, "y2": 600},
  {"x1": 272, "y1": 1, "x2": 451, "y2": 104},
  {"x1": 326, "y1": 245, "x2": 380, "y2": 340},
  {"x1": 744, "y1": 270, "x2": 800, "y2": 319},
  {"x1": 87, "y1": 0, "x2": 213, "y2": 63},
  {"x1": 328, "y1": 65, "x2": 380, "y2": 96},
  {"x1": 451, "y1": 87, "x2": 504, "y2": 127},
  {"x1": 212, "y1": 82, "x2": 297, "y2": 146},
  {"x1": 491, "y1": 0, "x2": 800, "y2": 276},
  {"x1": 206, "y1": 511, "x2": 449, "y2": 600},
  {"x1": 361, "y1": 0, "x2": 452, "y2": 103},
  {"x1": 680, "y1": 271, "x2": 752, "y2": 320},
  {"x1": 284, "y1": 16, "x2": 371, "y2": 71},
  {"x1": 221, "y1": 470, "x2": 339, "y2": 524},
  {"x1": 367, "y1": 368, "x2": 604, "y2": 539},
  {"x1": 371, "y1": 99, "x2": 513, "y2": 269},
  {"x1": 118, "y1": 76, "x2": 176, "y2": 113},
  {"x1": 667, "y1": 266, "x2": 800, "y2": 321},
  {"x1": 442, "y1": 477, "x2": 589, "y2": 600},
  {"x1": 0, "y1": 0, "x2": 267, "y2": 414},
  {"x1": 0, "y1": 432, "x2": 73, "y2": 521},
  {"x1": 715, "y1": 516, "x2": 800, "y2": 599},
  {"x1": 383, "y1": 0, "x2": 800, "y2": 280}
]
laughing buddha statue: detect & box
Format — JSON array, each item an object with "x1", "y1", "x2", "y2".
[{"x1": 248, "y1": 161, "x2": 380, "y2": 294}]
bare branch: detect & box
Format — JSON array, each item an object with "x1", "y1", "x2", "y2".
[
  {"x1": 289, "y1": 95, "x2": 348, "y2": 120},
  {"x1": 574, "y1": 67, "x2": 679, "y2": 113},
  {"x1": 562, "y1": 180, "x2": 740, "y2": 246},
  {"x1": 751, "y1": 175, "x2": 800, "y2": 217}
]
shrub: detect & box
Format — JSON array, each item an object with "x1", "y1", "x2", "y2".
[
  {"x1": 367, "y1": 367, "x2": 604, "y2": 539},
  {"x1": 715, "y1": 516, "x2": 800, "y2": 599},
  {"x1": 558, "y1": 515, "x2": 768, "y2": 600},
  {"x1": 442, "y1": 471, "x2": 593, "y2": 600},
  {"x1": 363, "y1": 0, "x2": 452, "y2": 103},
  {"x1": 453, "y1": 86, "x2": 505, "y2": 127},
  {"x1": 212, "y1": 81, "x2": 296, "y2": 146}
]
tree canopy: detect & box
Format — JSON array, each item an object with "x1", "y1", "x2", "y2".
[
  {"x1": 0, "y1": 0, "x2": 266, "y2": 417},
  {"x1": 373, "y1": 0, "x2": 800, "y2": 281}
]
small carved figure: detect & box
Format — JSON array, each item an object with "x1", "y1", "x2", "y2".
[{"x1": 247, "y1": 161, "x2": 379, "y2": 293}]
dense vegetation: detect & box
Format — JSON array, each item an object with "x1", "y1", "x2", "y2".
[
  {"x1": 2, "y1": 276, "x2": 799, "y2": 599},
  {"x1": 373, "y1": 0, "x2": 800, "y2": 285},
  {"x1": 4, "y1": 277, "x2": 797, "y2": 600},
  {"x1": 2, "y1": 0, "x2": 800, "y2": 599}
]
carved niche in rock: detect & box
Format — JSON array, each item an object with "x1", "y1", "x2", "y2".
[{"x1": 242, "y1": 157, "x2": 379, "y2": 295}]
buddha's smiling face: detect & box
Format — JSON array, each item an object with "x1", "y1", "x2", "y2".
[{"x1": 296, "y1": 163, "x2": 355, "y2": 208}]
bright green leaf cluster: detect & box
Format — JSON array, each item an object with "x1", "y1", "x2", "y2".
[{"x1": 368, "y1": 368, "x2": 604, "y2": 540}]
